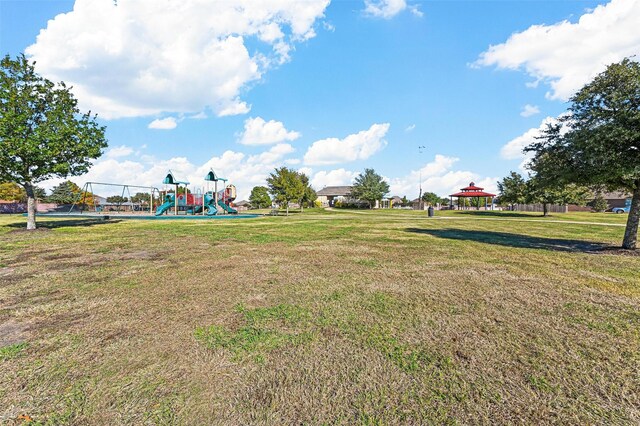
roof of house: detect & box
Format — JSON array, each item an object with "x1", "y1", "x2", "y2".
[
  {"x1": 317, "y1": 186, "x2": 352, "y2": 196},
  {"x1": 599, "y1": 191, "x2": 631, "y2": 200},
  {"x1": 234, "y1": 200, "x2": 250, "y2": 206}
]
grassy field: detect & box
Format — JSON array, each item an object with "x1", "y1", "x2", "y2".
[{"x1": 0, "y1": 210, "x2": 638, "y2": 425}]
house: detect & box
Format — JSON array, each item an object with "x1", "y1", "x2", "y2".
[
  {"x1": 234, "y1": 200, "x2": 250, "y2": 211},
  {"x1": 568, "y1": 190, "x2": 632, "y2": 212},
  {"x1": 316, "y1": 186, "x2": 353, "y2": 207}
]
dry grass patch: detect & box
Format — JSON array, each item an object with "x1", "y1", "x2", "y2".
[{"x1": 0, "y1": 212, "x2": 638, "y2": 424}]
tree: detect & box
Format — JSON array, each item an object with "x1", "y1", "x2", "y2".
[
  {"x1": 249, "y1": 186, "x2": 271, "y2": 209},
  {"x1": 0, "y1": 54, "x2": 107, "y2": 229},
  {"x1": 525, "y1": 177, "x2": 588, "y2": 217},
  {"x1": 525, "y1": 58, "x2": 640, "y2": 248},
  {"x1": 401, "y1": 195, "x2": 409, "y2": 206},
  {"x1": 106, "y1": 195, "x2": 128, "y2": 204},
  {"x1": 589, "y1": 193, "x2": 609, "y2": 213},
  {"x1": 130, "y1": 192, "x2": 151, "y2": 205},
  {"x1": 0, "y1": 182, "x2": 25, "y2": 201},
  {"x1": 266, "y1": 167, "x2": 305, "y2": 216},
  {"x1": 48, "y1": 180, "x2": 83, "y2": 204},
  {"x1": 298, "y1": 172, "x2": 317, "y2": 210},
  {"x1": 421, "y1": 192, "x2": 441, "y2": 207},
  {"x1": 350, "y1": 168, "x2": 389, "y2": 209},
  {"x1": 497, "y1": 171, "x2": 527, "y2": 210}
]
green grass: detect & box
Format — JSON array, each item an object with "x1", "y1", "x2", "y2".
[
  {"x1": 0, "y1": 342, "x2": 28, "y2": 361},
  {"x1": 0, "y1": 210, "x2": 638, "y2": 424}
]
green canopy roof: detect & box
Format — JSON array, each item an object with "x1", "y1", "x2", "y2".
[
  {"x1": 205, "y1": 169, "x2": 227, "y2": 182},
  {"x1": 163, "y1": 170, "x2": 189, "y2": 185}
]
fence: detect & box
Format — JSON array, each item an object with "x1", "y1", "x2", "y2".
[
  {"x1": 0, "y1": 203, "x2": 59, "y2": 214},
  {"x1": 513, "y1": 203, "x2": 568, "y2": 213}
]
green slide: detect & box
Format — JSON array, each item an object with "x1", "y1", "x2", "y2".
[
  {"x1": 155, "y1": 201, "x2": 173, "y2": 216},
  {"x1": 218, "y1": 200, "x2": 237, "y2": 214}
]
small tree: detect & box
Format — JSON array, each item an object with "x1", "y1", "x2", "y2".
[
  {"x1": 266, "y1": 167, "x2": 305, "y2": 216},
  {"x1": 0, "y1": 54, "x2": 107, "y2": 229},
  {"x1": 400, "y1": 195, "x2": 409, "y2": 206},
  {"x1": 48, "y1": 180, "x2": 83, "y2": 204},
  {"x1": 350, "y1": 168, "x2": 390, "y2": 209},
  {"x1": 526, "y1": 58, "x2": 640, "y2": 248},
  {"x1": 497, "y1": 171, "x2": 527, "y2": 210},
  {"x1": 106, "y1": 195, "x2": 128, "y2": 204},
  {"x1": 421, "y1": 192, "x2": 441, "y2": 207},
  {"x1": 525, "y1": 177, "x2": 588, "y2": 216},
  {"x1": 249, "y1": 186, "x2": 271, "y2": 209},
  {"x1": 589, "y1": 193, "x2": 609, "y2": 213}
]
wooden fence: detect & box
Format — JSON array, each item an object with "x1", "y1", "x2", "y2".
[{"x1": 513, "y1": 204, "x2": 568, "y2": 213}]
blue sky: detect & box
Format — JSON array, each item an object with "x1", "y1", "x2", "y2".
[{"x1": 1, "y1": 0, "x2": 637, "y2": 199}]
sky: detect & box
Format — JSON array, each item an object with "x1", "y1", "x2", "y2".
[{"x1": 1, "y1": 0, "x2": 639, "y2": 200}]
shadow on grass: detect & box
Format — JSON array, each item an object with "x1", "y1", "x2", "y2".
[
  {"x1": 7, "y1": 218, "x2": 122, "y2": 230},
  {"x1": 406, "y1": 227, "x2": 609, "y2": 252},
  {"x1": 452, "y1": 210, "x2": 544, "y2": 218}
]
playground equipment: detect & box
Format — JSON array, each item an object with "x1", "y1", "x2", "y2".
[
  {"x1": 154, "y1": 169, "x2": 237, "y2": 216},
  {"x1": 71, "y1": 182, "x2": 161, "y2": 214}
]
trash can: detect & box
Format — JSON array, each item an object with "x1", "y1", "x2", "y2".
[{"x1": 428, "y1": 206, "x2": 434, "y2": 217}]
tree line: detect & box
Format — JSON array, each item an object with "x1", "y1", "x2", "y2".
[{"x1": 2, "y1": 53, "x2": 639, "y2": 248}]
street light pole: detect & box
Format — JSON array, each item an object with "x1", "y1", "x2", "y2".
[{"x1": 418, "y1": 145, "x2": 425, "y2": 210}]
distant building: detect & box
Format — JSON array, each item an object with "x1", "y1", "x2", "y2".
[
  {"x1": 234, "y1": 200, "x2": 250, "y2": 211},
  {"x1": 568, "y1": 190, "x2": 632, "y2": 212},
  {"x1": 316, "y1": 186, "x2": 353, "y2": 207}
]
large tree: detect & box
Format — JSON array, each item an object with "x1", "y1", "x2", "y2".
[
  {"x1": 0, "y1": 54, "x2": 107, "y2": 229},
  {"x1": 266, "y1": 167, "x2": 305, "y2": 216},
  {"x1": 350, "y1": 168, "x2": 390, "y2": 209},
  {"x1": 249, "y1": 186, "x2": 272, "y2": 209},
  {"x1": 497, "y1": 171, "x2": 527, "y2": 209},
  {"x1": 526, "y1": 58, "x2": 640, "y2": 248}
]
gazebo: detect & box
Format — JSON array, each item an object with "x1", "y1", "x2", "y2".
[{"x1": 450, "y1": 182, "x2": 496, "y2": 210}]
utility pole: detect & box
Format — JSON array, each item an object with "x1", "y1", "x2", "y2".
[{"x1": 418, "y1": 145, "x2": 425, "y2": 211}]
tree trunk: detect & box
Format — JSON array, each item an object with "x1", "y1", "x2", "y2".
[
  {"x1": 286, "y1": 203, "x2": 289, "y2": 217},
  {"x1": 543, "y1": 203, "x2": 549, "y2": 217},
  {"x1": 24, "y1": 183, "x2": 37, "y2": 230},
  {"x1": 622, "y1": 183, "x2": 640, "y2": 250}
]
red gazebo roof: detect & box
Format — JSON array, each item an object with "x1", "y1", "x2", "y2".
[{"x1": 450, "y1": 182, "x2": 496, "y2": 198}]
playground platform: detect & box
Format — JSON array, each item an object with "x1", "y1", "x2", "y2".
[{"x1": 33, "y1": 213, "x2": 261, "y2": 220}]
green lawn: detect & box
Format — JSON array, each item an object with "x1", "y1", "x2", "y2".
[{"x1": 0, "y1": 210, "x2": 638, "y2": 424}]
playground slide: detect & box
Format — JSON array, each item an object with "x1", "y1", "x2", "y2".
[
  {"x1": 218, "y1": 200, "x2": 237, "y2": 214},
  {"x1": 155, "y1": 201, "x2": 173, "y2": 216}
]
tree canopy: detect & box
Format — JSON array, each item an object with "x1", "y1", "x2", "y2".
[
  {"x1": 0, "y1": 54, "x2": 107, "y2": 229},
  {"x1": 266, "y1": 167, "x2": 306, "y2": 216},
  {"x1": 249, "y1": 186, "x2": 272, "y2": 209},
  {"x1": 421, "y1": 192, "x2": 442, "y2": 206},
  {"x1": 497, "y1": 171, "x2": 527, "y2": 208},
  {"x1": 526, "y1": 58, "x2": 640, "y2": 248},
  {"x1": 350, "y1": 168, "x2": 389, "y2": 209}
]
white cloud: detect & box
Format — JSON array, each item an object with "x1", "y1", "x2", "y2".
[
  {"x1": 238, "y1": 117, "x2": 301, "y2": 145},
  {"x1": 25, "y1": 0, "x2": 330, "y2": 119},
  {"x1": 408, "y1": 5, "x2": 423, "y2": 18},
  {"x1": 475, "y1": 0, "x2": 640, "y2": 100},
  {"x1": 364, "y1": 0, "x2": 407, "y2": 19},
  {"x1": 310, "y1": 168, "x2": 359, "y2": 189},
  {"x1": 404, "y1": 124, "x2": 416, "y2": 132},
  {"x1": 148, "y1": 117, "x2": 178, "y2": 130},
  {"x1": 387, "y1": 154, "x2": 499, "y2": 198},
  {"x1": 520, "y1": 104, "x2": 540, "y2": 117},
  {"x1": 303, "y1": 123, "x2": 390, "y2": 166},
  {"x1": 105, "y1": 145, "x2": 134, "y2": 158}
]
